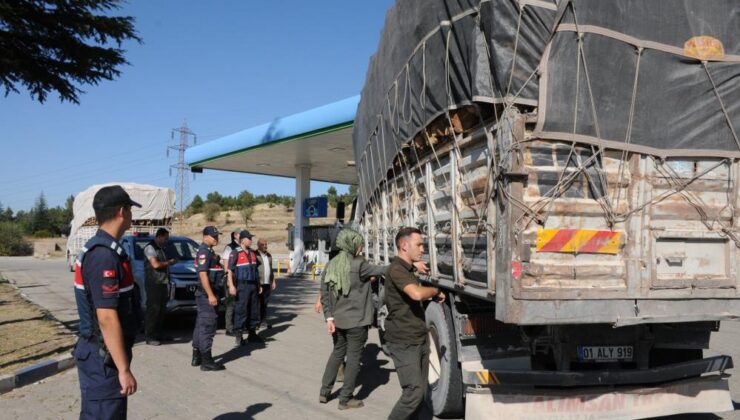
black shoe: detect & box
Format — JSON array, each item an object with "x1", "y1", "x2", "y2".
[
  {"x1": 200, "y1": 350, "x2": 225, "y2": 371},
  {"x1": 338, "y1": 398, "x2": 364, "y2": 410},
  {"x1": 191, "y1": 349, "x2": 201, "y2": 367},
  {"x1": 319, "y1": 393, "x2": 330, "y2": 404},
  {"x1": 225, "y1": 329, "x2": 235, "y2": 337},
  {"x1": 247, "y1": 330, "x2": 264, "y2": 343},
  {"x1": 234, "y1": 332, "x2": 244, "y2": 348}
]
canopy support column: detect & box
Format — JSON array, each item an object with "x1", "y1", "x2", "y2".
[{"x1": 292, "y1": 164, "x2": 311, "y2": 273}]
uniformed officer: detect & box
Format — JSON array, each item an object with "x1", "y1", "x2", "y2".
[
  {"x1": 227, "y1": 229, "x2": 263, "y2": 347},
  {"x1": 72, "y1": 185, "x2": 143, "y2": 420},
  {"x1": 221, "y1": 228, "x2": 241, "y2": 336},
  {"x1": 191, "y1": 226, "x2": 226, "y2": 371}
]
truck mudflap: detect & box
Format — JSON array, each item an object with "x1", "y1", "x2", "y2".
[
  {"x1": 465, "y1": 375, "x2": 733, "y2": 420},
  {"x1": 463, "y1": 355, "x2": 732, "y2": 387}
]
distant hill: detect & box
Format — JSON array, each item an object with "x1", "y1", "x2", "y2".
[{"x1": 173, "y1": 203, "x2": 342, "y2": 255}]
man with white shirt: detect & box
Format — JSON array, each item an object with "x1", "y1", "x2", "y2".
[{"x1": 256, "y1": 238, "x2": 276, "y2": 329}]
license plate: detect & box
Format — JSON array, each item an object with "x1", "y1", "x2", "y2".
[
  {"x1": 187, "y1": 285, "x2": 197, "y2": 293},
  {"x1": 578, "y1": 346, "x2": 633, "y2": 362}
]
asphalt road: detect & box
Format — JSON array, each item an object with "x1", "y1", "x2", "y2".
[{"x1": 0, "y1": 256, "x2": 738, "y2": 419}]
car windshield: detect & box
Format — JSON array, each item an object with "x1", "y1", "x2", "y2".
[{"x1": 134, "y1": 238, "x2": 198, "y2": 261}]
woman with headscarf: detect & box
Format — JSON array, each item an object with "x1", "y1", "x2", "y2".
[{"x1": 317, "y1": 228, "x2": 390, "y2": 410}]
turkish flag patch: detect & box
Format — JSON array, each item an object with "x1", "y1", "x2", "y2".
[{"x1": 102, "y1": 269, "x2": 116, "y2": 278}]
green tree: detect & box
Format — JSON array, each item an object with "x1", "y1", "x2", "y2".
[
  {"x1": 240, "y1": 206, "x2": 254, "y2": 226},
  {"x1": 64, "y1": 194, "x2": 75, "y2": 220},
  {"x1": 203, "y1": 203, "x2": 220, "y2": 222},
  {"x1": 2, "y1": 206, "x2": 13, "y2": 223},
  {"x1": 237, "y1": 190, "x2": 254, "y2": 209},
  {"x1": 206, "y1": 192, "x2": 224, "y2": 206},
  {"x1": 281, "y1": 196, "x2": 295, "y2": 209},
  {"x1": 48, "y1": 205, "x2": 72, "y2": 236},
  {"x1": 0, "y1": 222, "x2": 32, "y2": 256},
  {"x1": 14, "y1": 210, "x2": 32, "y2": 234},
  {"x1": 327, "y1": 186, "x2": 338, "y2": 208},
  {"x1": 32, "y1": 192, "x2": 50, "y2": 234},
  {"x1": 189, "y1": 194, "x2": 204, "y2": 213},
  {"x1": 0, "y1": 0, "x2": 142, "y2": 104}
]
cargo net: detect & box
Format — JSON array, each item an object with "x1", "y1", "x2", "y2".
[{"x1": 357, "y1": 0, "x2": 740, "y2": 267}]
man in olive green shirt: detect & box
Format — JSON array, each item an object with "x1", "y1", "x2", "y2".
[
  {"x1": 143, "y1": 228, "x2": 177, "y2": 345},
  {"x1": 384, "y1": 227, "x2": 445, "y2": 420}
]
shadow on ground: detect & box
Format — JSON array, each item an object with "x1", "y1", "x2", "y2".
[{"x1": 212, "y1": 402, "x2": 272, "y2": 419}]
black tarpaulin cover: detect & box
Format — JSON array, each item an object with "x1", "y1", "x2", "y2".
[{"x1": 353, "y1": 0, "x2": 739, "y2": 214}]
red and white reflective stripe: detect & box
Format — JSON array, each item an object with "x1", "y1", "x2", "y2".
[{"x1": 235, "y1": 262, "x2": 254, "y2": 267}]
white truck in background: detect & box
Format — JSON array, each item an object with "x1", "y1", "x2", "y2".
[{"x1": 66, "y1": 183, "x2": 176, "y2": 271}]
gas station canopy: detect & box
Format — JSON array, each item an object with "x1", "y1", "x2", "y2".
[{"x1": 184, "y1": 96, "x2": 359, "y2": 184}]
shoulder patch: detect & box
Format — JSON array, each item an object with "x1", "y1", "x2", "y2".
[{"x1": 102, "y1": 269, "x2": 116, "y2": 278}]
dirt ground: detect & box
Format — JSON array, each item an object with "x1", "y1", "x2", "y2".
[{"x1": 0, "y1": 280, "x2": 76, "y2": 375}]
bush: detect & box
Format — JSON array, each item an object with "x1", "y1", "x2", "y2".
[
  {"x1": 203, "y1": 203, "x2": 221, "y2": 222},
  {"x1": 240, "y1": 206, "x2": 254, "y2": 226},
  {"x1": 0, "y1": 222, "x2": 33, "y2": 256},
  {"x1": 33, "y1": 229, "x2": 52, "y2": 238}
]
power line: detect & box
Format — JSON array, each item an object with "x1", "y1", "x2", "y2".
[{"x1": 168, "y1": 122, "x2": 196, "y2": 215}]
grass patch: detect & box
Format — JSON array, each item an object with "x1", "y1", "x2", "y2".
[{"x1": 0, "y1": 283, "x2": 76, "y2": 375}]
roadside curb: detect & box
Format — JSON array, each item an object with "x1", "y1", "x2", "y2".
[{"x1": 0, "y1": 353, "x2": 75, "y2": 395}]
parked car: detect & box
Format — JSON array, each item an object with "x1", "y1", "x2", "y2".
[{"x1": 120, "y1": 233, "x2": 199, "y2": 315}]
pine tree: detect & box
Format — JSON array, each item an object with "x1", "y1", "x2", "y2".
[
  {"x1": 0, "y1": 0, "x2": 141, "y2": 103},
  {"x1": 32, "y1": 192, "x2": 51, "y2": 234}
]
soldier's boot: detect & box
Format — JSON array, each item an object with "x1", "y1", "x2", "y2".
[
  {"x1": 234, "y1": 331, "x2": 244, "y2": 347},
  {"x1": 200, "y1": 350, "x2": 225, "y2": 371},
  {"x1": 191, "y1": 348, "x2": 201, "y2": 367}
]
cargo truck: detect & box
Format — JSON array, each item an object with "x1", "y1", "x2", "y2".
[
  {"x1": 66, "y1": 183, "x2": 176, "y2": 271},
  {"x1": 353, "y1": 1, "x2": 740, "y2": 418}
]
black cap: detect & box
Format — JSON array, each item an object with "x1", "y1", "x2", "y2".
[
  {"x1": 93, "y1": 185, "x2": 141, "y2": 211},
  {"x1": 239, "y1": 230, "x2": 253, "y2": 240},
  {"x1": 203, "y1": 226, "x2": 220, "y2": 238}
]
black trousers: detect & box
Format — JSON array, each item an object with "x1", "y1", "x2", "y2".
[
  {"x1": 320, "y1": 326, "x2": 369, "y2": 403},
  {"x1": 144, "y1": 281, "x2": 168, "y2": 339},
  {"x1": 387, "y1": 337, "x2": 430, "y2": 420}
]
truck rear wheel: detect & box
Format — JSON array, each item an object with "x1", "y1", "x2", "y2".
[{"x1": 425, "y1": 300, "x2": 464, "y2": 418}]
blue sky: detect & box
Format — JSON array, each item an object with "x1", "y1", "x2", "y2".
[{"x1": 0, "y1": 0, "x2": 393, "y2": 211}]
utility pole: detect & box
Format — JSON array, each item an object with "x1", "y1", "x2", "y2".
[{"x1": 168, "y1": 122, "x2": 197, "y2": 220}]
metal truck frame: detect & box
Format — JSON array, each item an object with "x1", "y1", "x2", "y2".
[{"x1": 360, "y1": 107, "x2": 738, "y2": 418}]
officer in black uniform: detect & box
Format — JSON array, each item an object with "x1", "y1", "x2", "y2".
[
  {"x1": 228, "y1": 229, "x2": 263, "y2": 347},
  {"x1": 191, "y1": 226, "x2": 226, "y2": 371},
  {"x1": 72, "y1": 185, "x2": 143, "y2": 420}
]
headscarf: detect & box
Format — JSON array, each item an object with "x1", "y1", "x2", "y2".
[{"x1": 324, "y1": 228, "x2": 364, "y2": 297}]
